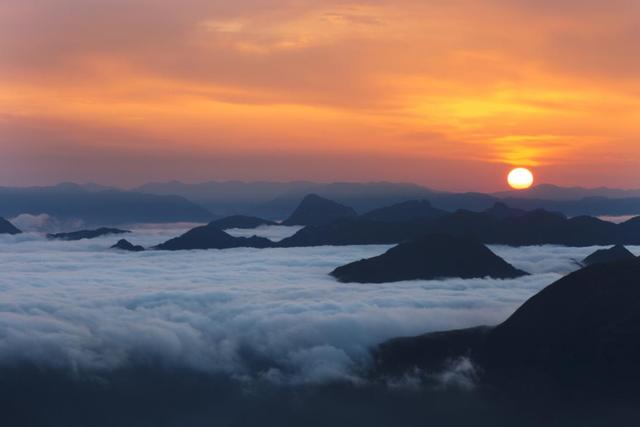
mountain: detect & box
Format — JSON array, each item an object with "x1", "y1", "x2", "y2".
[
  {"x1": 361, "y1": 200, "x2": 447, "y2": 222},
  {"x1": 582, "y1": 245, "x2": 636, "y2": 266},
  {"x1": 501, "y1": 196, "x2": 640, "y2": 217},
  {"x1": 374, "y1": 258, "x2": 640, "y2": 391},
  {"x1": 484, "y1": 257, "x2": 640, "y2": 389},
  {"x1": 155, "y1": 223, "x2": 273, "y2": 250},
  {"x1": 483, "y1": 202, "x2": 526, "y2": 219},
  {"x1": 210, "y1": 215, "x2": 276, "y2": 229},
  {"x1": 135, "y1": 181, "x2": 438, "y2": 219},
  {"x1": 282, "y1": 194, "x2": 357, "y2": 226},
  {"x1": 0, "y1": 184, "x2": 214, "y2": 225},
  {"x1": 0, "y1": 217, "x2": 22, "y2": 235},
  {"x1": 47, "y1": 227, "x2": 130, "y2": 241},
  {"x1": 496, "y1": 183, "x2": 640, "y2": 201},
  {"x1": 331, "y1": 234, "x2": 528, "y2": 283},
  {"x1": 279, "y1": 218, "x2": 418, "y2": 247},
  {"x1": 111, "y1": 239, "x2": 145, "y2": 252},
  {"x1": 279, "y1": 205, "x2": 640, "y2": 247},
  {"x1": 11, "y1": 181, "x2": 640, "y2": 223},
  {"x1": 135, "y1": 180, "x2": 314, "y2": 216}
]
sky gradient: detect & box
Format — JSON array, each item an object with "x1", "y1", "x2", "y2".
[{"x1": 1, "y1": 0, "x2": 639, "y2": 190}]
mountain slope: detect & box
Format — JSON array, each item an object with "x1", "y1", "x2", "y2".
[
  {"x1": 361, "y1": 200, "x2": 447, "y2": 222},
  {"x1": 282, "y1": 194, "x2": 357, "y2": 226},
  {"x1": 375, "y1": 258, "x2": 640, "y2": 390},
  {"x1": 331, "y1": 234, "x2": 528, "y2": 283},
  {"x1": 155, "y1": 223, "x2": 273, "y2": 250},
  {"x1": 582, "y1": 245, "x2": 636, "y2": 266},
  {"x1": 0, "y1": 217, "x2": 21, "y2": 235},
  {"x1": 280, "y1": 206, "x2": 640, "y2": 247},
  {"x1": 0, "y1": 184, "x2": 214, "y2": 225}
]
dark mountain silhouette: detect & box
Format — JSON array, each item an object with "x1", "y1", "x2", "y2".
[
  {"x1": 210, "y1": 215, "x2": 276, "y2": 229},
  {"x1": 483, "y1": 257, "x2": 640, "y2": 388},
  {"x1": 483, "y1": 202, "x2": 526, "y2": 219},
  {"x1": 136, "y1": 180, "x2": 438, "y2": 219},
  {"x1": 0, "y1": 217, "x2": 22, "y2": 235},
  {"x1": 0, "y1": 183, "x2": 214, "y2": 225},
  {"x1": 374, "y1": 258, "x2": 640, "y2": 391},
  {"x1": 331, "y1": 234, "x2": 528, "y2": 283},
  {"x1": 111, "y1": 239, "x2": 145, "y2": 252},
  {"x1": 155, "y1": 223, "x2": 273, "y2": 250},
  {"x1": 282, "y1": 194, "x2": 357, "y2": 226},
  {"x1": 582, "y1": 244, "x2": 636, "y2": 266},
  {"x1": 279, "y1": 218, "x2": 420, "y2": 247},
  {"x1": 618, "y1": 215, "x2": 640, "y2": 234},
  {"x1": 47, "y1": 227, "x2": 130, "y2": 241},
  {"x1": 361, "y1": 200, "x2": 447, "y2": 222},
  {"x1": 280, "y1": 205, "x2": 640, "y2": 247}
]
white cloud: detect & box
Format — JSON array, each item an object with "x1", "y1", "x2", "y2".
[
  {"x1": 0, "y1": 225, "x2": 631, "y2": 384},
  {"x1": 8, "y1": 213, "x2": 84, "y2": 233},
  {"x1": 225, "y1": 224, "x2": 303, "y2": 241}
]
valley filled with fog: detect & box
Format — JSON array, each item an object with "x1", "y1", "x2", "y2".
[{"x1": 2, "y1": 223, "x2": 635, "y2": 385}]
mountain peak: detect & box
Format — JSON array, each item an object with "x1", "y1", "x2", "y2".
[{"x1": 282, "y1": 194, "x2": 357, "y2": 226}]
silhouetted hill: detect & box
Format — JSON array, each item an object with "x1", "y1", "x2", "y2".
[
  {"x1": 0, "y1": 217, "x2": 21, "y2": 235},
  {"x1": 210, "y1": 215, "x2": 276, "y2": 229},
  {"x1": 279, "y1": 218, "x2": 419, "y2": 247},
  {"x1": 331, "y1": 235, "x2": 527, "y2": 283},
  {"x1": 0, "y1": 184, "x2": 214, "y2": 225},
  {"x1": 280, "y1": 206, "x2": 640, "y2": 247},
  {"x1": 485, "y1": 258, "x2": 640, "y2": 389},
  {"x1": 155, "y1": 224, "x2": 273, "y2": 250},
  {"x1": 361, "y1": 200, "x2": 447, "y2": 222},
  {"x1": 282, "y1": 194, "x2": 357, "y2": 226},
  {"x1": 618, "y1": 216, "x2": 640, "y2": 234},
  {"x1": 111, "y1": 239, "x2": 145, "y2": 252},
  {"x1": 135, "y1": 181, "x2": 438, "y2": 219},
  {"x1": 582, "y1": 245, "x2": 636, "y2": 266},
  {"x1": 483, "y1": 202, "x2": 526, "y2": 219},
  {"x1": 47, "y1": 228, "x2": 130, "y2": 241},
  {"x1": 375, "y1": 258, "x2": 640, "y2": 391},
  {"x1": 21, "y1": 181, "x2": 640, "y2": 221}
]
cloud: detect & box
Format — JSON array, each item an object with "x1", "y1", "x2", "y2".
[
  {"x1": 8, "y1": 213, "x2": 84, "y2": 233},
  {"x1": 225, "y1": 225, "x2": 304, "y2": 241},
  {"x1": 1, "y1": 224, "x2": 621, "y2": 385}
]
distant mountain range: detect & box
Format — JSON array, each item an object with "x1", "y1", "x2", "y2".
[
  {"x1": 0, "y1": 183, "x2": 214, "y2": 225},
  {"x1": 152, "y1": 196, "x2": 640, "y2": 250},
  {"x1": 278, "y1": 203, "x2": 640, "y2": 247},
  {"x1": 135, "y1": 180, "x2": 438, "y2": 219},
  {"x1": 135, "y1": 180, "x2": 640, "y2": 219},
  {"x1": 3, "y1": 181, "x2": 640, "y2": 225},
  {"x1": 495, "y1": 183, "x2": 640, "y2": 200}
]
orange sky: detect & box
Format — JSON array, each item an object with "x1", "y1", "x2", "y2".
[{"x1": 1, "y1": 0, "x2": 639, "y2": 190}]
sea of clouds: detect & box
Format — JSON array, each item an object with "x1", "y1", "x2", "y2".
[{"x1": 1, "y1": 223, "x2": 637, "y2": 385}]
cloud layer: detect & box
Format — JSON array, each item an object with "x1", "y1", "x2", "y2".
[{"x1": 1, "y1": 224, "x2": 637, "y2": 384}]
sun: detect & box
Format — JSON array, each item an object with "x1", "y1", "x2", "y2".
[{"x1": 507, "y1": 167, "x2": 534, "y2": 190}]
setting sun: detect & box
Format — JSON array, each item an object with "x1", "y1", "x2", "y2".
[{"x1": 507, "y1": 167, "x2": 534, "y2": 190}]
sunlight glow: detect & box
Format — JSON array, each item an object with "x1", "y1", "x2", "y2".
[{"x1": 507, "y1": 167, "x2": 534, "y2": 190}]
